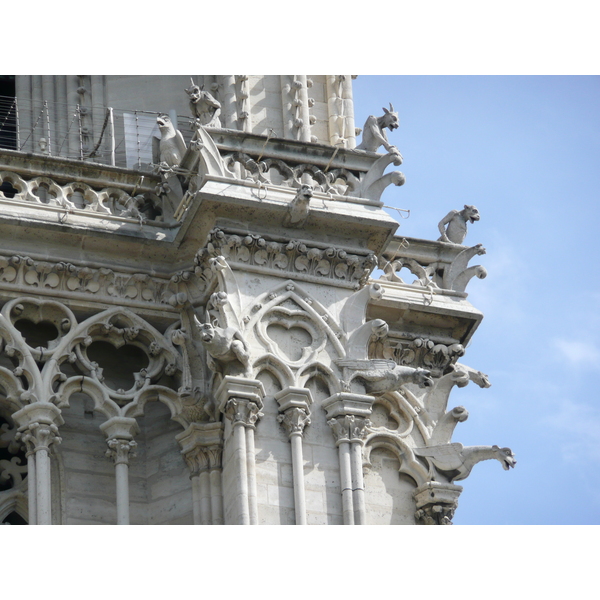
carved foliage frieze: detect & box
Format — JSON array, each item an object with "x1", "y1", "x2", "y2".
[
  {"x1": 196, "y1": 228, "x2": 377, "y2": 289},
  {"x1": 0, "y1": 252, "x2": 213, "y2": 309},
  {"x1": 369, "y1": 336, "x2": 465, "y2": 378}
]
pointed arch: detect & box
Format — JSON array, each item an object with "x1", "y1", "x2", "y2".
[
  {"x1": 0, "y1": 486, "x2": 28, "y2": 523},
  {"x1": 363, "y1": 432, "x2": 429, "y2": 487},
  {"x1": 252, "y1": 354, "x2": 294, "y2": 390}
]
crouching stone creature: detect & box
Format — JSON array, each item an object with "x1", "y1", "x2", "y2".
[
  {"x1": 283, "y1": 184, "x2": 313, "y2": 228},
  {"x1": 185, "y1": 79, "x2": 222, "y2": 128},
  {"x1": 437, "y1": 205, "x2": 481, "y2": 245},
  {"x1": 196, "y1": 320, "x2": 251, "y2": 377},
  {"x1": 356, "y1": 103, "x2": 399, "y2": 153},
  {"x1": 355, "y1": 364, "x2": 433, "y2": 396},
  {"x1": 154, "y1": 114, "x2": 187, "y2": 168}
]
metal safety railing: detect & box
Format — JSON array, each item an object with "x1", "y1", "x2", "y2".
[{"x1": 0, "y1": 94, "x2": 196, "y2": 170}]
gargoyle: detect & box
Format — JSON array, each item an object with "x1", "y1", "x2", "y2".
[
  {"x1": 352, "y1": 362, "x2": 433, "y2": 396},
  {"x1": 153, "y1": 114, "x2": 187, "y2": 168},
  {"x1": 282, "y1": 184, "x2": 313, "y2": 228},
  {"x1": 119, "y1": 194, "x2": 146, "y2": 225},
  {"x1": 437, "y1": 205, "x2": 480, "y2": 245},
  {"x1": 185, "y1": 79, "x2": 222, "y2": 128},
  {"x1": 195, "y1": 319, "x2": 251, "y2": 377},
  {"x1": 356, "y1": 103, "x2": 399, "y2": 153},
  {"x1": 414, "y1": 443, "x2": 516, "y2": 483}
]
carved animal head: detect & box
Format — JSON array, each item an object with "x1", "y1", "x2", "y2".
[
  {"x1": 198, "y1": 322, "x2": 215, "y2": 343},
  {"x1": 461, "y1": 205, "x2": 480, "y2": 223},
  {"x1": 414, "y1": 368, "x2": 434, "y2": 388},
  {"x1": 493, "y1": 446, "x2": 516, "y2": 470},
  {"x1": 377, "y1": 103, "x2": 399, "y2": 132},
  {"x1": 185, "y1": 82, "x2": 202, "y2": 104},
  {"x1": 156, "y1": 114, "x2": 175, "y2": 133},
  {"x1": 296, "y1": 184, "x2": 314, "y2": 201}
]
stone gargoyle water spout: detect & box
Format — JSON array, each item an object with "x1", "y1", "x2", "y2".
[
  {"x1": 351, "y1": 361, "x2": 434, "y2": 395},
  {"x1": 414, "y1": 443, "x2": 516, "y2": 483}
]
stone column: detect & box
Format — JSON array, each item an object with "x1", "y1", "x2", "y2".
[
  {"x1": 413, "y1": 482, "x2": 463, "y2": 525},
  {"x1": 13, "y1": 403, "x2": 64, "y2": 525},
  {"x1": 207, "y1": 445, "x2": 224, "y2": 525},
  {"x1": 19, "y1": 434, "x2": 37, "y2": 525},
  {"x1": 216, "y1": 376, "x2": 265, "y2": 525},
  {"x1": 176, "y1": 422, "x2": 224, "y2": 525},
  {"x1": 275, "y1": 387, "x2": 313, "y2": 525},
  {"x1": 219, "y1": 75, "x2": 238, "y2": 130},
  {"x1": 323, "y1": 393, "x2": 374, "y2": 525},
  {"x1": 100, "y1": 417, "x2": 139, "y2": 526}
]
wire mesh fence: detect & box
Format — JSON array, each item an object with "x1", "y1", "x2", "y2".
[{"x1": 0, "y1": 94, "x2": 196, "y2": 170}]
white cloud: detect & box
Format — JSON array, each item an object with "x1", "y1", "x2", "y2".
[{"x1": 552, "y1": 339, "x2": 600, "y2": 368}]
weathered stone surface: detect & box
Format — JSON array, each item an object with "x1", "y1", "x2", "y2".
[{"x1": 0, "y1": 75, "x2": 513, "y2": 526}]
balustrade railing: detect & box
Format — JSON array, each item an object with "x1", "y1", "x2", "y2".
[{"x1": 0, "y1": 95, "x2": 196, "y2": 170}]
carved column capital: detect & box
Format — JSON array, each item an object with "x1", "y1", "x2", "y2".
[
  {"x1": 327, "y1": 415, "x2": 371, "y2": 445},
  {"x1": 176, "y1": 422, "x2": 224, "y2": 476},
  {"x1": 182, "y1": 446, "x2": 210, "y2": 476},
  {"x1": 274, "y1": 387, "x2": 313, "y2": 439},
  {"x1": 105, "y1": 438, "x2": 137, "y2": 466},
  {"x1": 224, "y1": 398, "x2": 263, "y2": 428},
  {"x1": 215, "y1": 376, "x2": 265, "y2": 428},
  {"x1": 206, "y1": 445, "x2": 223, "y2": 470},
  {"x1": 278, "y1": 407, "x2": 311, "y2": 438},
  {"x1": 413, "y1": 482, "x2": 463, "y2": 525},
  {"x1": 13, "y1": 402, "x2": 65, "y2": 452},
  {"x1": 17, "y1": 422, "x2": 62, "y2": 452}
]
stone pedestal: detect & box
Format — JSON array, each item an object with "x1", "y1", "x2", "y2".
[{"x1": 413, "y1": 481, "x2": 463, "y2": 525}]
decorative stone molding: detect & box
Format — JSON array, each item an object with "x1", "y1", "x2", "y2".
[
  {"x1": 0, "y1": 252, "x2": 181, "y2": 309},
  {"x1": 370, "y1": 336, "x2": 466, "y2": 377},
  {"x1": 195, "y1": 228, "x2": 377, "y2": 290}
]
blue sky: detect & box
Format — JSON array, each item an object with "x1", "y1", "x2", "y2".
[{"x1": 352, "y1": 75, "x2": 600, "y2": 525}]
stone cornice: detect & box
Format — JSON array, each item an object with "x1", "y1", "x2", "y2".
[{"x1": 196, "y1": 227, "x2": 378, "y2": 290}]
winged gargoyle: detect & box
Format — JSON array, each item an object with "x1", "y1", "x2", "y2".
[{"x1": 414, "y1": 443, "x2": 516, "y2": 483}]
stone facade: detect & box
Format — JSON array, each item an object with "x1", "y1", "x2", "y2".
[{"x1": 0, "y1": 75, "x2": 514, "y2": 525}]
